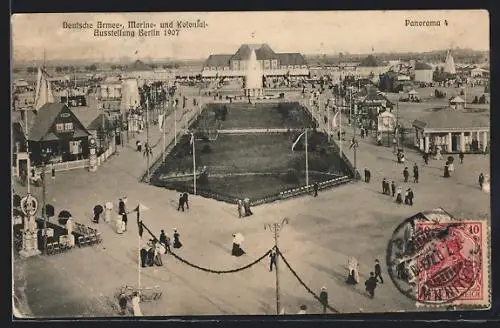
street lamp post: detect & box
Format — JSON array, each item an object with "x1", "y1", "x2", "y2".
[
  {"x1": 264, "y1": 218, "x2": 289, "y2": 315},
  {"x1": 40, "y1": 156, "x2": 48, "y2": 253}
]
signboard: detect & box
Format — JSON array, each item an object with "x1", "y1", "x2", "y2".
[{"x1": 20, "y1": 194, "x2": 38, "y2": 216}]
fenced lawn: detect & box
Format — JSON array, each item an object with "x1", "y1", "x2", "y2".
[
  {"x1": 151, "y1": 132, "x2": 348, "y2": 201},
  {"x1": 193, "y1": 102, "x2": 315, "y2": 130}
]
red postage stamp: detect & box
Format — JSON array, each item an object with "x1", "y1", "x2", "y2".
[{"x1": 413, "y1": 220, "x2": 489, "y2": 307}]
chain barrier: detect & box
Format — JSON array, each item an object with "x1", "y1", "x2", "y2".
[
  {"x1": 169, "y1": 249, "x2": 272, "y2": 274},
  {"x1": 141, "y1": 221, "x2": 273, "y2": 274},
  {"x1": 277, "y1": 248, "x2": 340, "y2": 313}
]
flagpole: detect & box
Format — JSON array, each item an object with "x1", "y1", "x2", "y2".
[
  {"x1": 174, "y1": 97, "x2": 177, "y2": 145},
  {"x1": 162, "y1": 91, "x2": 166, "y2": 162},
  {"x1": 137, "y1": 208, "x2": 141, "y2": 291},
  {"x1": 146, "y1": 98, "x2": 150, "y2": 181},
  {"x1": 305, "y1": 128, "x2": 309, "y2": 191},
  {"x1": 339, "y1": 80, "x2": 343, "y2": 157},
  {"x1": 192, "y1": 133, "x2": 197, "y2": 195},
  {"x1": 25, "y1": 109, "x2": 31, "y2": 194}
]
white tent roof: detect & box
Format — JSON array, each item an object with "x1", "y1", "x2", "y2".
[{"x1": 450, "y1": 96, "x2": 465, "y2": 103}]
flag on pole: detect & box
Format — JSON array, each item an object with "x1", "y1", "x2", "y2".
[
  {"x1": 158, "y1": 114, "x2": 164, "y2": 131},
  {"x1": 133, "y1": 203, "x2": 149, "y2": 237},
  {"x1": 292, "y1": 130, "x2": 307, "y2": 151},
  {"x1": 331, "y1": 110, "x2": 340, "y2": 129},
  {"x1": 189, "y1": 133, "x2": 195, "y2": 146}
]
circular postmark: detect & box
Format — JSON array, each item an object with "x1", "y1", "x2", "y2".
[{"x1": 386, "y1": 210, "x2": 482, "y2": 305}]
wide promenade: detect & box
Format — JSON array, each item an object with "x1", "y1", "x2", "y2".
[{"x1": 13, "y1": 88, "x2": 490, "y2": 317}]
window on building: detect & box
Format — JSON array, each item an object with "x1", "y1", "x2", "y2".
[
  {"x1": 203, "y1": 67, "x2": 209, "y2": 71},
  {"x1": 281, "y1": 65, "x2": 287, "y2": 69},
  {"x1": 232, "y1": 61, "x2": 239, "y2": 70},
  {"x1": 56, "y1": 123, "x2": 64, "y2": 132},
  {"x1": 264, "y1": 60, "x2": 270, "y2": 69},
  {"x1": 64, "y1": 123, "x2": 74, "y2": 131},
  {"x1": 271, "y1": 60, "x2": 278, "y2": 69}
]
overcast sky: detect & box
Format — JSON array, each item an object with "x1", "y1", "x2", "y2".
[{"x1": 11, "y1": 10, "x2": 489, "y2": 62}]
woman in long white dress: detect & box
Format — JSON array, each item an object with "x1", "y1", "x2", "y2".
[
  {"x1": 131, "y1": 292, "x2": 143, "y2": 316},
  {"x1": 482, "y1": 175, "x2": 490, "y2": 193}
]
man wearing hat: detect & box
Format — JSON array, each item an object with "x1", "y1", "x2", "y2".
[
  {"x1": 407, "y1": 188, "x2": 414, "y2": 206},
  {"x1": 319, "y1": 287, "x2": 328, "y2": 314}
]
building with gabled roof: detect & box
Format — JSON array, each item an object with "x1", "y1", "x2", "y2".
[
  {"x1": 20, "y1": 103, "x2": 91, "y2": 165},
  {"x1": 202, "y1": 43, "x2": 309, "y2": 78}
]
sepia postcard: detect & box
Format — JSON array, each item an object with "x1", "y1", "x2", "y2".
[{"x1": 11, "y1": 10, "x2": 491, "y2": 318}]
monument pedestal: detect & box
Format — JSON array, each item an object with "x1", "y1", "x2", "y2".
[{"x1": 19, "y1": 225, "x2": 41, "y2": 258}]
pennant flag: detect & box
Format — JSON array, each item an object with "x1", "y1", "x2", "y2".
[
  {"x1": 331, "y1": 110, "x2": 340, "y2": 129},
  {"x1": 133, "y1": 203, "x2": 149, "y2": 237},
  {"x1": 158, "y1": 114, "x2": 164, "y2": 131},
  {"x1": 291, "y1": 130, "x2": 306, "y2": 151},
  {"x1": 34, "y1": 67, "x2": 55, "y2": 110},
  {"x1": 189, "y1": 133, "x2": 195, "y2": 146}
]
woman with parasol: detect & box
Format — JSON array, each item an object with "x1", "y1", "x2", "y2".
[
  {"x1": 58, "y1": 210, "x2": 72, "y2": 225},
  {"x1": 231, "y1": 233, "x2": 245, "y2": 257}
]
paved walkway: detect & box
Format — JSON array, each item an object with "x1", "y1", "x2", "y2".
[{"x1": 13, "y1": 89, "x2": 490, "y2": 317}]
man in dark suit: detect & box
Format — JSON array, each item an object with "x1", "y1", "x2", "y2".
[
  {"x1": 365, "y1": 272, "x2": 378, "y2": 298},
  {"x1": 182, "y1": 192, "x2": 189, "y2": 210},
  {"x1": 177, "y1": 194, "x2": 185, "y2": 212},
  {"x1": 364, "y1": 169, "x2": 371, "y2": 183},
  {"x1": 319, "y1": 287, "x2": 328, "y2": 314}
]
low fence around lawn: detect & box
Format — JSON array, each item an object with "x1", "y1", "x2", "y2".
[{"x1": 152, "y1": 174, "x2": 351, "y2": 207}]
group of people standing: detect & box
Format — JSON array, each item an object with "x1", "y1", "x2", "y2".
[
  {"x1": 237, "y1": 198, "x2": 253, "y2": 218},
  {"x1": 382, "y1": 176, "x2": 415, "y2": 206},
  {"x1": 177, "y1": 192, "x2": 190, "y2": 212},
  {"x1": 140, "y1": 229, "x2": 183, "y2": 268},
  {"x1": 345, "y1": 257, "x2": 384, "y2": 299}
]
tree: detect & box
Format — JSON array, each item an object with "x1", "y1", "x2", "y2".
[
  {"x1": 359, "y1": 55, "x2": 379, "y2": 67},
  {"x1": 55, "y1": 66, "x2": 62, "y2": 73}
]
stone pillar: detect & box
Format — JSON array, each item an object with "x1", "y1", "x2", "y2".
[
  {"x1": 66, "y1": 218, "x2": 75, "y2": 247},
  {"x1": 460, "y1": 132, "x2": 465, "y2": 152},
  {"x1": 447, "y1": 133, "x2": 453, "y2": 152},
  {"x1": 424, "y1": 135, "x2": 430, "y2": 153},
  {"x1": 482, "y1": 131, "x2": 488, "y2": 152},
  {"x1": 19, "y1": 215, "x2": 41, "y2": 258}
]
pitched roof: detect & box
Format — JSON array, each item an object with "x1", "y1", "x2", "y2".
[
  {"x1": 231, "y1": 43, "x2": 277, "y2": 60},
  {"x1": 28, "y1": 103, "x2": 91, "y2": 141},
  {"x1": 450, "y1": 96, "x2": 465, "y2": 103},
  {"x1": 414, "y1": 61, "x2": 433, "y2": 70},
  {"x1": 413, "y1": 110, "x2": 489, "y2": 130},
  {"x1": 71, "y1": 107, "x2": 101, "y2": 129},
  {"x1": 278, "y1": 53, "x2": 307, "y2": 66},
  {"x1": 87, "y1": 113, "x2": 113, "y2": 131},
  {"x1": 28, "y1": 103, "x2": 67, "y2": 141},
  {"x1": 205, "y1": 54, "x2": 232, "y2": 67}
]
